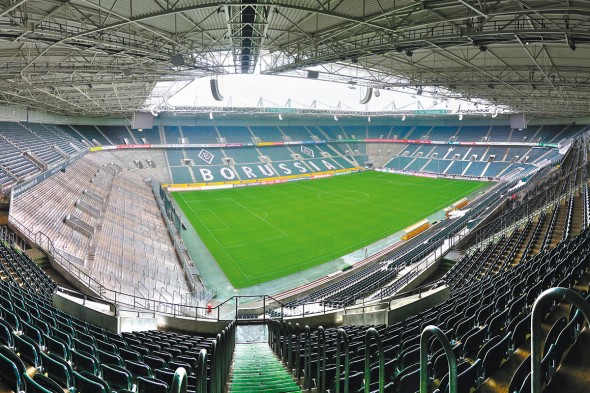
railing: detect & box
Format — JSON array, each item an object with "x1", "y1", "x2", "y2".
[
  {"x1": 420, "y1": 325, "x2": 457, "y2": 393},
  {"x1": 530, "y1": 287, "x2": 590, "y2": 393},
  {"x1": 151, "y1": 180, "x2": 215, "y2": 301},
  {"x1": 171, "y1": 321, "x2": 234, "y2": 393}
]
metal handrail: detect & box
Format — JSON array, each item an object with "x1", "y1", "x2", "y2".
[
  {"x1": 364, "y1": 327, "x2": 384, "y2": 393},
  {"x1": 281, "y1": 320, "x2": 288, "y2": 363},
  {"x1": 287, "y1": 322, "x2": 294, "y2": 372},
  {"x1": 196, "y1": 349, "x2": 207, "y2": 393},
  {"x1": 294, "y1": 323, "x2": 301, "y2": 379},
  {"x1": 530, "y1": 287, "x2": 590, "y2": 393},
  {"x1": 335, "y1": 328, "x2": 350, "y2": 393},
  {"x1": 209, "y1": 337, "x2": 219, "y2": 393},
  {"x1": 303, "y1": 325, "x2": 312, "y2": 390},
  {"x1": 316, "y1": 326, "x2": 327, "y2": 393},
  {"x1": 420, "y1": 325, "x2": 457, "y2": 393},
  {"x1": 171, "y1": 367, "x2": 188, "y2": 393}
]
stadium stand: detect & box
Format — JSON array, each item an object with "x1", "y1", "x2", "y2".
[
  {"x1": 216, "y1": 126, "x2": 253, "y2": 143},
  {"x1": 70, "y1": 125, "x2": 111, "y2": 146},
  {"x1": 249, "y1": 126, "x2": 285, "y2": 142},
  {"x1": 9, "y1": 155, "x2": 194, "y2": 304},
  {"x1": 0, "y1": 246, "x2": 233, "y2": 393},
  {"x1": 100, "y1": 126, "x2": 133, "y2": 145},
  {"x1": 0, "y1": 121, "x2": 587, "y2": 393}
]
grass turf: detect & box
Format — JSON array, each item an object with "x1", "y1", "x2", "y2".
[{"x1": 172, "y1": 171, "x2": 488, "y2": 288}]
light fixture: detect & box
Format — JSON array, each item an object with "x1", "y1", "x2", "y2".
[
  {"x1": 209, "y1": 112, "x2": 214, "y2": 120},
  {"x1": 402, "y1": 115, "x2": 406, "y2": 121},
  {"x1": 458, "y1": 114, "x2": 463, "y2": 121},
  {"x1": 278, "y1": 114, "x2": 283, "y2": 121},
  {"x1": 138, "y1": 128, "x2": 143, "y2": 132},
  {"x1": 334, "y1": 115, "x2": 339, "y2": 121},
  {"x1": 368, "y1": 116, "x2": 371, "y2": 122},
  {"x1": 566, "y1": 34, "x2": 576, "y2": 51}
]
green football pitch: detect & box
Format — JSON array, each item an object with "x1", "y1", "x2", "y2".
[{"x1": 172, "y1": 171, "x2": 488, "y2": 288}]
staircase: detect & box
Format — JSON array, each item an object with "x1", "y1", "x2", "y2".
[{"x1": 229, "y1": 342, "x2": 301, "y2": 393}]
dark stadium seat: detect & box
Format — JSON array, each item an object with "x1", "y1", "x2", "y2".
[
  {"x1": 14, "y1": 332, "x2": 41, "y2": 368},
  {"x1": 125, "y1": 360, "x2": 153, "y2": 379},
  {"x1": 101, "y1": 363, "x2": 133, "y2": 391},
  {"x1": 144, "y1": 355, "x2": 167, "y2": 370},
  {"x1": 119, "y1": 347, "x2": 142, "y2": 362},
  {"x1": 43, "y1": 333, "x2": 71, "y2": 362},
  {"x1": 24, "y1": 373, "x2": 63, "y2": 393},
  {"x1": 454, "y1": 358, "x2": 482, "y2": 393},
  {"x1": 0, "y1": 321, "x2": 14, "y2": 348},
  {"x1": 481, "y1": 333, "x2": 511, "y2": 380},
  {"x1": 0, "y1": 345, "x2": 26, "y2": 392},
  {"x1": 137, "y1": 376, "x2": 169, "y2": 393},
  {"x1": 71, "y1": 349, "x2": 100, "y2": 375},
  {"x1": 41, "y1": 351, "x2": 74, "y2": 389},
  {"x1": 73, "y1": 370, "x2": 111, "y2": 393},
  {"x1": 97, "y1": 348, "x2": 125, "y2": 367}
]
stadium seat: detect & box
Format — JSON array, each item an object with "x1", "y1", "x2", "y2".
[
  {"x1": 137, "y1": 376, "x2": 169, "y2": 393},
  {"x1": 0, "y1": 345, "x2": 26, "y2": 392},
  {"x1": 101, "y1": 363, "x2": 133, "y2": 391},
  {"x1": 73, "y1": 370, "x2": 112, "y2": 393},
  {"x1": 14, "y1": 332, "x2": 42, "y2": 368},
  {"x1": 125, "y1": 360, "x2": 153, "y2": 379},
  {"x1": 41, "y1": 351, "x2": 74, "y2": 389},
  {"x1": 71, "y1": 349, "x2": 100, "y2": 375},
  {"x1": 24, "y1": 373, "x2": 63, "y2": 393}
]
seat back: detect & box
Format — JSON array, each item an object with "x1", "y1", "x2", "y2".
[
  {"x1": 43, "y1": 333, "x2": 71, "y2": 362},
  {"x1": 0, "y1": 347, "x2": 25, "y2": 392},
  {"x1": 26, "y1": 373, "x2": 64, "y2": 393},
  {"x1": 454, "y1": 358, "x2": 481, "y2": 393},
  {"x1": 13, "y1": 332, "x2": 41, "y2": 368},
  {"x1": 71, "y1": 349, "x2": 99, "y2": 375},
  {"x1": 98, "y1": 349, "x2": 125, "y2": 367},
  {"x1": 73, "y1": 370, "x2": 109, "y2": 393},
  {"x1": 136, "y1": 376, "x2": 169, "y2": 393},
  {"x1": 101, "y1": 364, "x2": 133, "y2": 391},
  {"x1": 41, "y1": 351, "x2": 74, "y2": 389},
  {"x1": 125, "y1": 360, "x2": 152, "y2": 379}
]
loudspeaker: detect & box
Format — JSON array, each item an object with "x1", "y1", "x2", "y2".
[
  {"x1": 132, "y1": 112, "x2": 154, "y2": 130},
  {"x1": 510, "y1": 113, "x2": 527, "y2": 129},
  {"x1": 307, "y1": 70, "x2": 320, "y2": 79},
  {"x1": 210, "y1": 79, "x2": 224, "y2": 101},
  {"x1": 359, "y1": 87, "x2": 373, "y2": 104},
  {"x1": 170, "y1": 54, "x2": 185, "y2": 66}
]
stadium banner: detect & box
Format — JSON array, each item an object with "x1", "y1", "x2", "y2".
[
  {"x1": 363, "y1": 139, "x2": 433, "y2": 144},
  {"x1": 164, "y1": 167, "x2": 362, "y2": 192},
  {"x1": 115, "y1": 144, "x2": 152, "y2": 149},
  {"x1": 11, "y1": 152, "x2": 86, "y2": 198},
  {"x1": 85, "y1": 139, "x2": 554, "y2": 152}
]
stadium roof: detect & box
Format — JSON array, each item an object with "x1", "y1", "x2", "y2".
[{"x1": 2, "y1": 0, "x2": 590, "y2": 118}]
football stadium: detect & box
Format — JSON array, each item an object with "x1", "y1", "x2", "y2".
[{"x1": 1, "y1": 1, "x2": 590, "y2": 393}]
